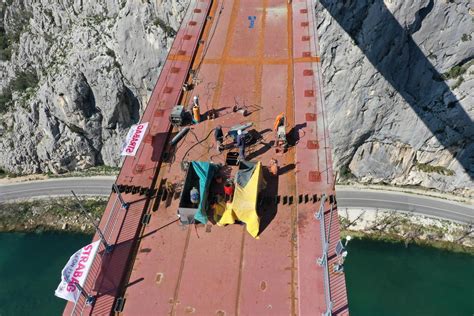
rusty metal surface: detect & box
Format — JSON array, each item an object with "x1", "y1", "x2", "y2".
[
  {"x1": 63, "y1": 0, "x2": 348, "y2": 315},
  {"x1": 63, "y1": 1, "x2": 212, "y2": 315}
]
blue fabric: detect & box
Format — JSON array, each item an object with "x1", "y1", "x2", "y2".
[
  {"x1": 236, "y1": 161, "x2": 256, "y2": 187},
  {"x1": 190, "y1": 188, "x2": 199, "y2": 204},
  {"x1": 191, "y1": 161, "x2": 216, "y2": 224},
  {"x1": 236, "y1": 134, "x2": 245, "y2": 148}
]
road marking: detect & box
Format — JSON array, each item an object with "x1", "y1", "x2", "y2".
[
  {"x1": 1, "y1": 186, "x2": 110, "y2": 195},
  {"x1": 337, "y1": 197, "x2": 474, "y2": 219}
]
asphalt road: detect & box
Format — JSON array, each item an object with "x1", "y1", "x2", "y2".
[
  {"x1": 0, "y1": 177, "x2": 115, "y2": 201},
  {"x1": 336, "y1": 188, "x2": 473, "y2": 224},
  {"x1": 0, "y1": 178, "x2": 472, "y2": 223}
]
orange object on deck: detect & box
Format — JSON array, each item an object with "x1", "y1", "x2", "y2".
[
  {"x1": 273, "y1": 112, "x2": 285, "y2": 131},
  {"x1": 192, "y1": 104, "x2": 201, "y2": 123}
]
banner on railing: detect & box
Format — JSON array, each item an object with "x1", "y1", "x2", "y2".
[
  {"x1": 121, "y1": 122, "x2": 149, "y2": 156},
  {"x1": 54, "y1": 240, "x2": 100, "y2": 303}
]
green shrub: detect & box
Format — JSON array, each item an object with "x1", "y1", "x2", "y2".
[
  {"x1": 416, "y1": 163, "x2": 454, "y2": 176},
  {"x1": 0, "y1": 26, "x2": 12, "y2": 61},
  {"x1": 0, "y1": 88, "x2": 13, "y2": 114},
  {"x1": 10, "y1": 70, "x2": 39, "y2": 91},
  {"x1": 0, "y1": 167, "x2": 18, "y2": 178},
  {"x1": 105, "y1": 48, "x2": 116, "y2": 58},
  {"x1": 339, "y1": 164, "x2": 355, "y2": 179},
  {"x1": 0, "y1": 69, "x2": 39, "y2": 114},
  {"x1": 442, "y1": 60, "x2": 474, "y2": 80},
  {"x1": 451, "y1": 76, "x2": 464, "y2": 90},
  {"x1": 461, "y1": 33, "x2": 471, "y2": 42},
  {"x1": 154, "y1": 18, "x2": 176, "y2": 37}
]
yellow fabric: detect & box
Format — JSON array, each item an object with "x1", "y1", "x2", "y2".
[
  {"x1": 217, "y1": 162, "x2": 262, "y2": 238},
  {"x1": 212, "y1": 201, "x2": 227, "y2": 223}
]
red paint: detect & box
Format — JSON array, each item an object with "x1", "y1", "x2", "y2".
[
  {"x1": 307, "y1": 140, "x2": 319, "y2": 149},
  {"x1": 170, "y1": 67, "x2": 180, "y2": 73},
  {"x1": 306, "y1": 112, "x2": 317, "y2": 121}
]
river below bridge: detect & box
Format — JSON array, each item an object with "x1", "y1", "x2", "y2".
[{"x1": 0, "y1": 232, "x2": 473, "y2": 315}]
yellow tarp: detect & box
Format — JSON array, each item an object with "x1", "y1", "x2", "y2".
[{"x1": 217, "y1": 162, "x2": 262, "y2": 238}]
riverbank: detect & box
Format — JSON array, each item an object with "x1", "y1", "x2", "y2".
[
  {"x1": 0, "y1": 197, "x2": 107, "y2": 234},
  {"x1": 1, "y1": 197, "x2": 472, "y2": 254},
  {"x1": 340, "y1": 208, "x2": 474, "y2": 254}
]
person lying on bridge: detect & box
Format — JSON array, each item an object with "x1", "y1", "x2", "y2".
[
  {"x1": 214, "y1": 125, "x2": 224, "y2": 153},
  {"x1": 236, "y1": 129, "x2": 246, "y2": 160}
]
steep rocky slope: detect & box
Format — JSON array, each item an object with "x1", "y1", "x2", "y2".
[
  {"x1": 0, "y1": 0, "x2": 188, "y2": 174},
  {"x1": 316, "y1": 0, "x2": 473, "y2": 195},
  {"x1": 0, "y1": 0, "x2": 472, "y2": 196}
]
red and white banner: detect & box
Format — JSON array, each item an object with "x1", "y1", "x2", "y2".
[
  {"x1": 54, "y1": 240, "x2": 100, "y2": 303},
  {"x1": 121, "y1": 122, "x2": 148, "y2": 156}
]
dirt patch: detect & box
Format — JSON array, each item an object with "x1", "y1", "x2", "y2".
[{"x1": 0, "y1": 197, "x2": 107, "y2": 233}]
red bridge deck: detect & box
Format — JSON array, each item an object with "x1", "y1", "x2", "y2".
[{"x1": 64, "y1": 0, "x2": 348, "y2": 315}]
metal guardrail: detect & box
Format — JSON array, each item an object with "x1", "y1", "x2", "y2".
[
  {"x1": 308, "y1": 0, "x2": 332, "y2": 185},
  {"x1": 315, "y1": 194, "x2": 332, "y2": 316},
  {"x1": 70, "y1": 193, "x2": 122, "y2": 316}
]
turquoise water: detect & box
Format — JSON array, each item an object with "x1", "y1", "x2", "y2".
[
  {"x1": 0, "y1": 233, "x2": 473, "y2": 315},
  {"x1": 345, "y1": 238, "x2": 474, "y2": 316},
  {"x1": 0, "y1": 232, "x2": 91, "y2": 316}
]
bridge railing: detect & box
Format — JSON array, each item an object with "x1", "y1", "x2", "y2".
[
  {"x1": 70, "y1": 193, "x2": 122, "y2": 316},
  {"x1": 315, "y1": 194, "x2": 333, "y2": 316}
]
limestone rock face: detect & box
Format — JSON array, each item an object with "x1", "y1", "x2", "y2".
[
  {"x1": 1, "y1": 0, "x2": 472, "y2": 196},
  {"x1": 316, "y1": 0, "x2": 473, "y2": 195},
  {"x1": 0, "y1": 0, "x2": 188, "y2": 174}
]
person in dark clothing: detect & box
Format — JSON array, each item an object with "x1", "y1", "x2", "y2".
[
  {"x1": 236, "y1": 129, "x2": 245, "y2": 160},
  {"x1": 214, "y1": 125, "x2": 224, "y2": 152}
]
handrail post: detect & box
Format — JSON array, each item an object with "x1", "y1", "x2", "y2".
[
  {"x1": 112, "y1": 183, "x2": 130, "y2": 210},
  {"x1": 74, "y1": 281, "x2": 96, "y2": 306}
]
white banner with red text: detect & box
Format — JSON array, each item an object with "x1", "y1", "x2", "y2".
[
  {"x1": 121, "y1": 122, "x2": 149, "y2": 156},
  {"x1": 54, "y1": 240, "x2": 100, "y2": 303}
]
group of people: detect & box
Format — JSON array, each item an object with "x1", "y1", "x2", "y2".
[
  {"x1": 214, "y1": 125, "x2": 246, "y2": 160},
  {"x1": 193, "y1": 95, "x2": 247, "y2": 160}
]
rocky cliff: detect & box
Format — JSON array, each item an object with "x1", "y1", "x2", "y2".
[
  {"x1": 316, "y1": 0, "x2": 473, "y2": 195},
  {"x1": 0, "y1": 0, "x2": 472, "y2": 195},
  {"x1": 0, "y1": 0, "x2": 187, "y2": 174}
]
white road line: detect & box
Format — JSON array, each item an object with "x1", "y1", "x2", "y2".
[
  {"x1": 337, "y1": 197, "x2": 474, "y2": 219},
  {"x1": 0, "y1": 186, "x2": 110, "y2": 195}
]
